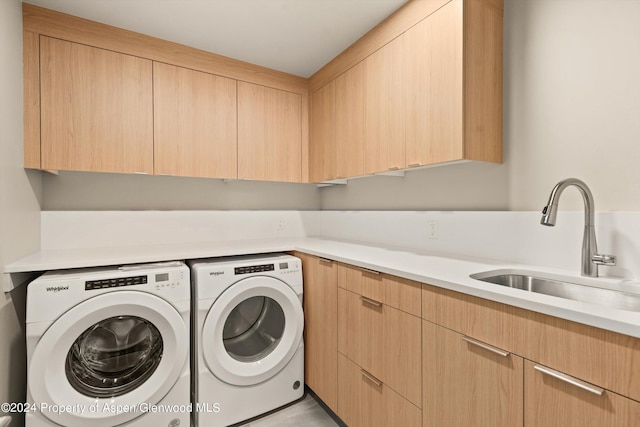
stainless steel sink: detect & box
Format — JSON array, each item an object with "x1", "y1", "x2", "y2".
[{"x1": 470, "y1": 272, "x2": 640, "y2": 312}]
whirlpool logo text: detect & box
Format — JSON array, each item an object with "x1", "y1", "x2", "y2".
[{"x1": 46, "y1": 285, "x2": 69, "y2": 293}]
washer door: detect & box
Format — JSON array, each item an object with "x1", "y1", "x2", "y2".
[
  {"x1": 29, "y1": 291, "x2": 187, "y2": 427},
  {"x1": 202, "y1": 276, "x2": 303, "y2": 386}
]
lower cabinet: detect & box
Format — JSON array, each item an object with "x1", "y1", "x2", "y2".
[
  {"x1": 297, "y1": 253, "x2": 338, "y2": 412},
  {"x1": 300, "y1": 255, "x2": 640, "y2": 427},
  {"x1": 422, "y1": 320, "x2": 523, "y2": 427},
  {"x1": 338, "y1": 353, "x2": 421, "y2": 427},
  {"x1": 524, "y1": 360, "x2": 640, "y2": 427}
]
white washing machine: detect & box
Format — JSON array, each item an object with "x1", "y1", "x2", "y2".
[
  {"x1": 189, "y1": 254, "x2": 304, "y2": 427},
  {"x1": 25, "y1": 261, "x2": 190, "y2": 427}
]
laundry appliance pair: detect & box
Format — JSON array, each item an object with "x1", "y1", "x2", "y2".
[{"x1": 25, "y1": 254, "x2": 304, "y2": 427}]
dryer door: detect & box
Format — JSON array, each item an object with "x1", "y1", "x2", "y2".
[
  {"x1": 201, "y1": 276, "x2": 303, "y2": 386},
  {"x1": 29, "y1": 291, "x2": 187, "y2": 427}
]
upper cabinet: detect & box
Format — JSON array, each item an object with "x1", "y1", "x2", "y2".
[
  {"x1": 364, "y1": 37, "x2": 406, "y2": 174},
  {"x1": 335, "y1": 61, "x2": 365, "y2": 179},
  {"x1": 238, "y1": 82, "x2": 303, "y2": 182},
  {"x1": 309, "y1": 81, "x2": 336, "y2": 182},
  {"x1": 404, "y1": 1, "x2": 463, "y2": 167},
  {"x1": 40, "y1": 36, "x2": 153, "y2": 174},
  {"x1": 23, "y1": 4, "x2": 308, "y2": 181},
  {"x1": 308, "y1": 0, "x2": 503, "y2": 182},
  {"x1": 154, "y1": 62, "x2": 237, "y2": 179},
  {"x1": 24, "y1": 1, "x2": 502, "y2": 184}
]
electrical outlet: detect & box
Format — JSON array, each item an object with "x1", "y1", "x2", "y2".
[
  {"x1": 276, "y1": 218, "x2": 285, "y2": 232},
  {"x1": 427, "y1": 220, "x2": 439, "y2": 239}
]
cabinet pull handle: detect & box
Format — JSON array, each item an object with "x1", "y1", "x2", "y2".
[
  {"x1": 360, "y1": 296, "x2": 383, "y2": 307},
  {"x1": 358, "y1": 267, "x2": 380, "y2": 275},
  {"x1": 408, "y1": 163, "x2": 421, "y2": 167},
  {"x1": 318, "y1": 258, "x2": 333, "y2": 264},
  {"x1": 360, "y1": 369, "x2": 383, "y2": 387},
  {"x1": 388, "y1": 166, "x2": 400, "y2": 171},
  {"x1": 534, "y1": 364, "x2": 604, "y2": 396},
  {"x1": 461, "y1": 336, "x2": 510, "y2": 357}
]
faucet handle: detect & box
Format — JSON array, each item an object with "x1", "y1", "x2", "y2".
[{"x1": 592, "y1": 254, "x2": 617, "y2": 266}]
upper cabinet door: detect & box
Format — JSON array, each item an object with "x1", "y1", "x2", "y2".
[
  {"x1": 153, "y1": 62, "x2": 237, "y2": 179},
  {"x1": 404, "y1": 1, "x2": 464, "y2": 167},
  {"x1": 309, "y1": 81, "x2": 336, "y2": 182},
  {"x1": 237, "y1": 82, "x2": 302, "y2": 182},
  {"x1": 335, "y1": 61, "x2": 365, "y2": 179},
  {"x1": 40, "y1": 36, "x2": 153, "y2": 174},
  {"x1": 364, "y1": 37, "x2": 405, "y2": 175}
]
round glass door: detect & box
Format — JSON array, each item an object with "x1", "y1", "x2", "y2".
[
  {"x1": 202, "y1": 276, "x2": 303, "y2": 386},
  {"x1": 66, "y1": 315, "x2": 163, "y2": 398},
  {"x1": 223, "y1": 296, "x2": 285, "y2": 362}
]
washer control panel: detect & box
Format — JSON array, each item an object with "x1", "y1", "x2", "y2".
[
  {"x1": 235, "y1": 264, "x2": 275, "y2": 275},
  {"x1": 232, "y1": 259, "x2": 302, "y2": 277},
  {"x1": 85, "y1": 275, "x2": 147, "y2": 290}
]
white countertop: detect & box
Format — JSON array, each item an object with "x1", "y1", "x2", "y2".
[{"x1": 6, "y1": 237, "x2": 640, "y2": 339}]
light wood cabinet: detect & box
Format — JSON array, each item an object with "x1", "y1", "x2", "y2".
[
  {"x1": 24, "y1": 5, "x2": 309, "y2": 181},
  {"x1": 404, "y1": 0, "x2": 502, "y2": 167},
  {"x1": 404, "y1": 0, "x2": 463, "y2": 167},
  {"x1": 338, "y1": 353, "x2": 421, "y2": 427},
  {"x1": 525, "y1": 360, "x2": 640, "y2": 427},
  {"x1": 153, "y1": 62, "x2": 237, "y2": 179},
  {"x1": 335, "y1": 61, "x2": 365, "y2": 178},
  {"x1": 422, "y1": 281, "x2": 640, "y2": 427},
  {"x1": 309, "y1": 81, "x2": 336, "y2": 182},
  {"x1": 364, "y1": 37, "x2": 405, "y2": 174},
  {"x1": 423, "y1": 320, "x2": 524, "y2": 427},
  {"x1": 297, "y1": 253, "x2": 338, "y2": 412},
  {"x1": 238, "y1": 82, "x2": 302, "y2": 182},
  {"x1": 40, "y1": 36, "x2": 153, "y2": 174},
  {"x1": 337, "y1": 264, "x2": 422, "y2": 409},
  {"x1": 308, "y1": 0, "x2": 503, "y2": 180}
]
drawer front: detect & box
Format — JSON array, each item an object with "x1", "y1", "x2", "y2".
[
  {"x1": 525, "y1": 360, "x2": 640, "y2": 427},
  {"x1": 339, "y1": 263, "x2": 421, "y2": 316},
  {"x1": 338, "y1": 353, "x2": 421, "y2": 427},
  {"x1": 423, "y1": 320, "x2": 524, "y2": 427}
]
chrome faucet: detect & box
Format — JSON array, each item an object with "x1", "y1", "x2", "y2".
[{"x1": 540, "y1": 178, "x2": 616, "y2": 277}]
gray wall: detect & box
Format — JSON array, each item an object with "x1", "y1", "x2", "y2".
[
  {"x1": 321, "y1": 0, "x2": 640, "y2": 211},
  {"x1": 42, "y1": 172, "x2": 321, "y2": 211},
  {"x1": 0, "y1": 0, "x2": 42, "y2": 425}
]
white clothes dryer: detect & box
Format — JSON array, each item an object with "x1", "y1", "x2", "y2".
[
  {"x1": 25, "y1": 261, "x2": 190, "y2": 427},
  {"x1": 189, "y1": 254, "x2": 304, "y2": 427}
]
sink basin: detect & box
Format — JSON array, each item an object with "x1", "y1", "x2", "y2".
[{"x1": 470, "y1": 272, "x2": 640, "y2": 312}]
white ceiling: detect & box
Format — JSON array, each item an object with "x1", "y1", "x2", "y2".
[{"x1": 23, "y1": 0, "x2": 408, "y2": 77}]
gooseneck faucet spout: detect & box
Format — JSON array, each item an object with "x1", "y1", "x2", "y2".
[{"x1": 540, "y1": 178, "x2": 615, "y2": 277}]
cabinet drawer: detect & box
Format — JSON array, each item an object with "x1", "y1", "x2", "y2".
[
  {"x1": 525, "y1": 360, "x2": 640, "y2": 427},
  {"x1": 338, "y1": 288, "x2": 421, "y2": 407},
  {"x1": 338, "y1": 263, "x2": 421, "y2": 316},
  {"x1": 338, "y1": 353, "x2": 421, "y2": 427},
  {"x1": 423, "y1": 320, "x2": 523, "y2": 427}
]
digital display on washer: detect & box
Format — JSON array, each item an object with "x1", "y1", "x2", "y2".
[
  {"x1": 234, "y1": 264, "x2": 275, "y2": 275},
  {"x1": 155, "y1": 273, "x2": 169, "y2": 282},
  {"x1": 85, "y1": 275, "x2": 147, "y2": 290},
  {"x1": 279, "y1": 262, "x2": 289, "y2": 269}
]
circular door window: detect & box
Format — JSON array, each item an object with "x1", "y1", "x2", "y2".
[
  {"x1": 29, "y1": 291, "x2": 187, "y2": 427},
  {"x1": 223, "y1": 296, "x2": 285, "y2": 362},
  {"x1": 202, "y1": 276, "x2": 303, "y2": 386},
  {"x1": 66, "y1": 315, "x2": 163, "y2": 398}
]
